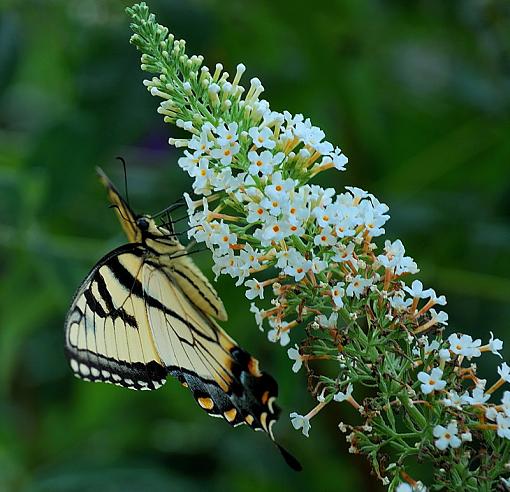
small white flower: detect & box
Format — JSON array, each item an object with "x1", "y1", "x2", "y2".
[
  {"x1": 345, "y1": 275, "x2": 373, "y2": 299},
  {"x1": 246, "y1": 201, "x2": 270, "y2": 224},
  {"x1": 255, "y1": 217, "x2": 291, "y2": 246},
  {"x1": 404, "y1": 280, "x2": 431, "y2": 299},
  {"x1": 265, "y1": 172, "x2": 297, "y2": 200},
  {"x1": 427, "y1": 288, "x2": 447, "y2": 306},
  {"x1": 247, "y1": 149, "x2": 284, "y2": 176},
  {"x1": 390, "y1": 292, "x2": 413, "y2": 312},
  {"x1": 502, "y1": 392, "x2": 510, "y2": 416},
  {"x1": 439, "y1": 348, "x2": 452, "y2": 361},
  {"x1": 486, "y1": 406, "x2": 499, "y2": 421},
  {"x1": 249, "y1": 126, "x2": 275, "y2": 149},
  {"x1": 316, "y1": 389, "x2": 327, "y2": 403},
  {"x1": 465, "y1": 387, "x2": 490, "y2": 405},
  {"x1": 497, "y1": 413, "x2": 510, "y2": 439},
  {"x1": 332, "y1": 242, "x2": 355, "y2": 263},
  {"x1": 433, "y1": 421, "x2": 462, "y2": 450},
  {"x1": 330, "y1": 147, "x2": 348, "y2": 171},
  {"x1": 448, "y1": 333, "x2": 481, "y2": 359},
  {"x1": 211, "y1": 141, "x2": 240, "y2": 165},
  {"x1": 313, "y1": 226, "x2": 337, "y2": 247},
  {"x1": 244, "y1": 279, "x2": 264, "y2": 300},
  {"x1": 418, "y1": 367, "x2": 446, "y2": 395},
  {"x1": 283, "y1": 251, "x2": 312, "y2": 282},
  {"x1": 249, "y1": 303, "x2": 264, "y2": 330},
  {"x1": 211, "y1": 223, "x2": 237, "y2": 253},
  {"x1": 429, "y1": 308, "x2": 448, "y2": 327},
  {"x1": 331, "y1": 282, "x2": 346, "y2": 309},
  {"x1": 215, "y1": 121, "x2": 239, "y2": 147},
  {"x1": 442, "y1": 390, "x2": 469, "y2": 410},
  {"x1": 287, "y1": 345, "x2": 304, "y2": 373},
  {"x1": 315, "y1": 312, "x2": 338, "y2": 329},
  {"x1": 334, "y1": 383, "x2": 353, "y2": 402},
  {"x1": 267, "y1": 328, "x2": 290, "y2": 346},
  {"x1": 461, "y1": 431, "x2": 472, "y2": 442},
  {"x1": 290, "y1": 412, "x2": 311, "y2": 437},
  {"x1": 487, "y1": 332, "x2": 504, "y2": 358},
  {"x1": 499, "y1": 362, "x2": 510, "y2": 383}
]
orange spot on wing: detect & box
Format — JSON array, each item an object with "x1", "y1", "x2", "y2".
[
  {"x1": 248, "y1": 357, "x2": 261, "y2": 376},
  {"x1": 198, "y1": 397, "x2": 214, "y2": 410},
  {"x1": 224, "y1": 408, "x2": 237, "y2": 422}
]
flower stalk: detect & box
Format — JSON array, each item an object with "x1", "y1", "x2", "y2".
[{"x1": 127, "y1": 3, "x2": 510, "y2": 490}]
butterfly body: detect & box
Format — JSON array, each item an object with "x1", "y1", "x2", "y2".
[{"x1": 64, "y1": 169, "x2": 299, "y2": 460}]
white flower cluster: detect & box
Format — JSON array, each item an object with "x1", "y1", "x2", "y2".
[
  {"x1": 412, "y1": 329, "x2": 510, "y2": 451},
  {"x1": 130, "y1": 7, "x2": 510, "y2": 488}
]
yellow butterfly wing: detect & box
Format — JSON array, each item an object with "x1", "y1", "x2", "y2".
[{"x1": 142, "y1": 260, "x2": 278, "y2": 431}]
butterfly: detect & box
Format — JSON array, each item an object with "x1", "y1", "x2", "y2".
[{"x1": 64, "y1": 167, "x2": 300, "y2": 470}]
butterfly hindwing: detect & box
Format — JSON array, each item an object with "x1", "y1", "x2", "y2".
[{"x1": 143, "y1": 261, "x2": 279, "y2": 433}]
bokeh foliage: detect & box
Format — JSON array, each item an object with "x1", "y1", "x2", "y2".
[{"x1": 0, "y1": 1, "x2": 509, "y2": 491}]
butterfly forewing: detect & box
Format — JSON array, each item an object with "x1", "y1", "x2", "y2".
[{"x1": 65, "y1": 245, "x2": 168, "y2": 390}]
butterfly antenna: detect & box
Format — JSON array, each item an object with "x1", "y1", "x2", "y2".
[
  {"x1": 169, "y1": 246, "x2": 209, "y2": 260},
  {"x1": 152, "y1": 198, "x2": 186, "y2": 219},
  {"x1": 172, "y1": 214, "x2": 192, "y2": 224},
  {"x1": 116, "y1": 156, "x2": 130, "y2": 207}
]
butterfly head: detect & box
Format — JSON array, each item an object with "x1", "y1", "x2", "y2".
[{"x1": 136, "y1": 214, "x2": 169, "y2": 239}]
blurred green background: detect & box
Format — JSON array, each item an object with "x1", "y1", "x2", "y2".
[{"x1": 1, "y1": 1, "x2": 510, "y2": 491}]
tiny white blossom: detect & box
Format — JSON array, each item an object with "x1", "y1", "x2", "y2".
[
  {"x1": 332, "y1": 242, "x2": 355, "y2": 263},
  {"x1": 429, "y1": 308, "x2": 449, "y2": 327},
  {"x1": 345, "y1": 275, "x2": 373, "y2": 299},
  {"x1": 249, "y1": 126, "x2": 275, "y2": 149},
  {"x1": 290, "y1": 412, "x2": 311, "y2": 437},
  {"x1": 287, "y1": 345, "x2": 304, "y2": 373},
  {"x1": 448, "y1": 333, "x2": 481, "y2": 359},
  {"x1": 211, "y1": 141, "x2": 240, "y2": 165},
  {"x1": 442, "y1": 390, "x2": 469, "y2": 410},
  {"x1": 334, "y1": 383, "x2": 353, "y2": 402},
  {"x1": 331, "y1": 282, "x2": 346, "y2": 309},
  {"x1": 486, "y1": 406, "x2": 499, "y2": 421},
  {"x1": 390, "y1": 292, "x2": 413, "y2": 312},
  {"x1": 267, "y1": 327, "x2": 290, "y2": 346},
  {"x1": 486, "y1": 332, "x2": 504, "y2": 358},
  {"x1": 433, "y1": 421, "x2": 461, "y2": 450},
  {"x1": 247, "y1": 149, "x2": 284, "y2": 176},
  {"x1": 315, "y1": 312, "x2": 338, "y2": 329},
  {"x1": 426, "y1": 288, "x2": 447, "y2": 306},
  {"x1": 461, "y1": 431, "x2": 472, "y2": 442},
  {"x1": 497, "y1": 413, "x2": 510, "y2": 440},
  {"x1": 502, "y1": 392, "x2": 510, "y2": 417},
  {"x1": 499, "y1": 363, "x2": 510, "y2": 383},
  {"x1": 249, "y1": 303, "x2": 264, "y2": 330},
  {"x1": 404, "y1": 280, "x2": 432, "y2": 299},
  {"x1": 439, "y1": 348, "x2": 452, "y2": 361},
  {"x1": 465, "y1": 387, "x2": 490, "y2": 405},
  {"x1": 418, "y1": 367, "x2": 446, "y2": 395},
  {"x1": 215, "y1": 121, "x2": 239, "y2": 147},
  {"x1": 283, "y1": 251, "x2": 312, "y2": 282},
  {"x1": 244, "y1": 279, "x2": 264, "y2": 300}
]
